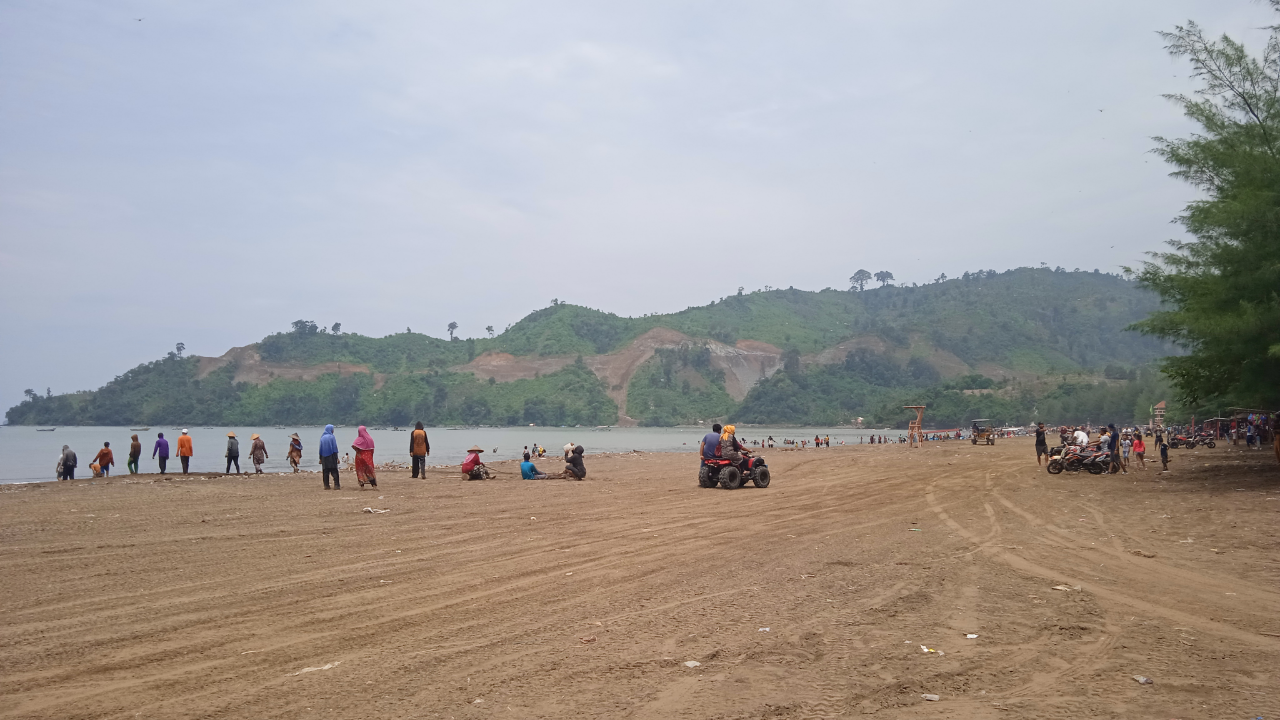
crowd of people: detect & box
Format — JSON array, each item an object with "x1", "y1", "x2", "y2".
[{"x1": 1037, "y1": 421, "x2": 1164, "y2": 473}]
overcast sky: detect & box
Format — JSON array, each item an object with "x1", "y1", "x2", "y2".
[{"x1": 1, "y1": 1, "x2": 1274, "y2": 414}]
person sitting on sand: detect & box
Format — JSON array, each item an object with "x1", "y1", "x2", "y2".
[
  {"x1": 352, "y1": 426, "x2": 377, "y2": 488},
  {"x1": 521, "y1": 452, "x2": 547, "y2": 479},
  {"x1": 92, "y1": 442, "x2": 114, "y2": 477},
  {"x1": 462, "y1": 445, "x2": 489, "y2": 480},
  {"x1": 564, "y1": 444, "x2": 587, "y2": 480}
]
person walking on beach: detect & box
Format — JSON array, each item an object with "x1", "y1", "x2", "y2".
[
  {"x1": 1107, "y1": 424, "x2": 1125, "y2": 475},
  {"x1": 153, "y1": 432, "x2": 170, "y2": 474},
  {"x1": 352, "y1": 426, "x2": 377, "y2": 488},
  {"x1": 58, "y1": 445, "x2": 77, "y2": 480},
  {"x1": 92, "y1": 442, "x2": 115, "y2": 477},
  {"x1": 410, "y1": 422, "x2": 430, "y2": 478},
  {"x1": 319, "y1": 425, "x2": 341, "y2": 490},
  {"x1": 225, "y1": 432, "x2": 241, "y2": 473},
  {"x1": 564, "y1": 444, "x2": 587, "y2": 480},
  {"x1": 128, "y1": 434, "x2": 141, "y2": 474},
  {"x1": 1132, "y1": 432, "x2": 1146, "y2": 470},
  {"x1": 287, "y1": 434, "x2": 303, "y2": 472},
  {"x1": 250, "y1": 433, "x2": 268, "y2": 474},
  {"x1": 1035, "y1": 422, "x2": 1049, "y2": 468},
  {"x1": 177, "y1": 430, "x2": 194, "y2": 474},
  {"x1": 1159, "y1": 438, "x2": 1170, "y2": 472}
]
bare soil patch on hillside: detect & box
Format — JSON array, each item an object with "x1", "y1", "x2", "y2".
[{"x1": 1, "y1": 441, "x2": 1277, "y2": 719}]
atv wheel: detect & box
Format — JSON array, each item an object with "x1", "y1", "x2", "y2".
[
  {"x1": 720, "y1": 466, "x2": 743, "y2": 490},
  {"x1": 1046, "y1": 459, "x2": 1064, "y2": 475},
  {"x1": 752, "y1": 467, "x2": 771, "y2": 488},
  {"x1": 698, "y1": 466, "x2": 717, "y2": 488}
]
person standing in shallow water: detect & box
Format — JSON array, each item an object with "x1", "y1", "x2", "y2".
[
  {"x1": 128, "y1": 434, "x2": 141, "y2": 474},
  {"x1": 58, "y1": 445, "x2": 77, "y2": 480},
  {"x1": 352, "y1": 426, "x2": 377, "y2": 488},
  {"x1": 153, "y1": 432, "x2": 170, "y2": 474},
  {"x1": 225, "y1": 432, "x2": 241, "y2": 474},
  {"x1": 409, "y1": 422, "x2": 430, "y2": 478},
  {"x1": 319, "y1": 425, "x2": 340, "y2": 490},
  {"x1": 250, "y1": 433, "x2": 268, "y2": 474}
]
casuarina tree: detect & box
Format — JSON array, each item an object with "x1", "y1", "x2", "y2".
[{"x1": 1129, "y1": 7, "x2": 1280, "y2": 410}]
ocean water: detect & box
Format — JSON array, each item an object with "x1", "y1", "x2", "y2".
[{"x1": 0, "y1": 425, "x2": 909, "y2": 484}]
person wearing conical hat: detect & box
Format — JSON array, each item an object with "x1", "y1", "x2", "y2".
[
  {"x1": 287, "y1": 433, "x2": 303, "y2": 473},
  {"x1": 250, "y1": 433, "x2": 268, "y2": 474},
  {"x1": 462, "y1": 445, "x2": 489, "y2": 480},
  {"x1": 225, "y1": 431, "x2": 241, "y2": 474}
]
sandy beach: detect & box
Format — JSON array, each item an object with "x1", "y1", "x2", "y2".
[{"x1": 1, "y1": 440, "x2": 1277, "y2": 719}]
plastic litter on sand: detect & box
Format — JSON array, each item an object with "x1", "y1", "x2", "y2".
[
  {"x1": 921, "y1": 694, "x2": 940, "y2": 701},
  {"x1": 683, "y1": 661, "x2": 701, "y2": 668}
]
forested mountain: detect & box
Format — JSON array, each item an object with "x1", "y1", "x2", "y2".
[{"x1": 7, "y1": 268, "x2": 1186, "y2": 428}]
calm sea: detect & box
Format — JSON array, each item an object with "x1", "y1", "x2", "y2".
[{"x1": 0, "y1": 425, "x2": 907, "y2": 484}]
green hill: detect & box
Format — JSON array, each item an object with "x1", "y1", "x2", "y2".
[{"x1": 6, "y1": 268, "x2": 1185, "y2": 428}]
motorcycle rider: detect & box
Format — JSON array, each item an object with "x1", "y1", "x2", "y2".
[{"x1": 1072, "y1": 426, "x2": 1090, "y2": 447}]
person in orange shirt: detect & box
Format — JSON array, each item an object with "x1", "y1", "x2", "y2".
[
  {"x1": 92, "y1": 442, "x2": 115, "y2": 477},
  {"x1": 177, "y1": 429, "x2": 194, "y2": 474}
]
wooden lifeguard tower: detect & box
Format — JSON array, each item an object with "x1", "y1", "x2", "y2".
[{"x1": 905, "y1": 406, "x2": 926, "y2": 448}]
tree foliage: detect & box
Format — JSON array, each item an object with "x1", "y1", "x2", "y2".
[{"x1": 1130, "y1": 11, "x2": 1280, "y2": 409}]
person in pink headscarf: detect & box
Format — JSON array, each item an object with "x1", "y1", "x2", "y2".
[{"x1": 352, "y1": 426, "x2": 378, "y2": 488}]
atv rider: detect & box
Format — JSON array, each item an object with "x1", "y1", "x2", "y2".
[
  {"x1": 718, "y1": 424, "x2": 751, "y2": 471},
  {"x1": 699, "y1": 424, "x2": 723, "y2": 463}
]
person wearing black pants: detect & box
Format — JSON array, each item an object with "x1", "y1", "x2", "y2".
[
  {"x1": 322, "y1": 458, "x2": 340, "y2": 489},
  {"x1": 180, "y1": 456, "x2": 190, "y2": 474},
  {"x1": 225, "y1": 432, "x2": 241, "y2": 474},
  {"x1": 319, "y1": 424, "x2": 341, "y2": 490}
]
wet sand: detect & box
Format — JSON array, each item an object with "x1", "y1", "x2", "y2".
[{"x1": 0, "y1": 441, "x2": 1277, "y2": 719}]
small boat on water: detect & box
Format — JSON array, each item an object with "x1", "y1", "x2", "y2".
[
  {"x1": 37, "y1": 427, "x2": 56, "y2": 432},
  {"x1": 130, "y1": 427, "x2": 150, "y2": 431}
]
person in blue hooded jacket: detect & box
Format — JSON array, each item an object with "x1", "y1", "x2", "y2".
[{"x1": 319, "y1": 425, "x2": 341, "y2": 490}]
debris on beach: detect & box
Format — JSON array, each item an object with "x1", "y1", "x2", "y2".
[
  {"x1": 683, "y1": 660, "x2": 701, "y2": 668},
  {"x1": 289, "y1": 661, "x2": 341, "y2": 676},
  {"x1": 1133, "y1": 675, "x2": 1153, "y2": 685},
  {"x1": 921, "y1": 694, "x2": 940, "y2": 701},
  {"x1": 362, "y1": 507, "x2": 390, "y2": 514}
]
